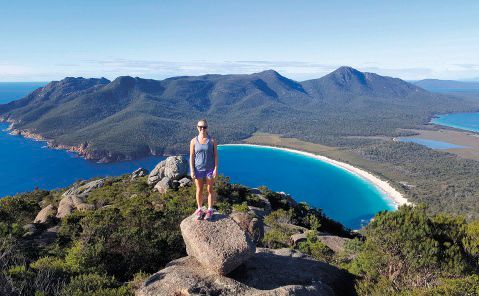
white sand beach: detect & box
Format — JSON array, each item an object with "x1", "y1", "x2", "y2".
[{"x1": 220, "y1": 144, "x2": 411, "y2": 208}]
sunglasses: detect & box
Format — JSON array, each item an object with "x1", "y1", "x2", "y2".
[{"x1": 197, "y1": 125, "x2": 208, "y2": 130}]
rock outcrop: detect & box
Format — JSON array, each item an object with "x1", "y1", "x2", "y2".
[
  {"x1": 291, "y1": 232, "x2": 310, "y2": 246},
  {"x1": 230, "y1": 211, "x2": 264, "y2": 244},
  {"x1": 131, "y1": 168, "x2": 149, "y2": 179},
  {"x1": 148, "y1": 156, "x2": 188, "y2": 184},
  {"x1": 180, "y1": 213, "x2": 256, "y2": 275},
  {"x1": 56, "y1": 196, "x2": 76, "y2": 218},
  {"x1": 34, "y1": 204, "x2": 57, "y2": 224},
  {"x1": 148, "y1": 156, "x2": 189, "y2": 192},
  {"x1": 178, "y1": 177, "x2": 192, "y2": 188},
  {"x1": 318, "y1": 235, "x2": 351, "y2": 254},
  {"x1": 137, "y1": 248, "x2": 354, "y2": 296},
  {"x1": 56, "y1": 179, "x2": 104, "y2": 218},
  {"x1": 137, "y1": 213, "x2": 355, "y2": 296},
  {"x1": 62, "y1": 178, "x2": 105, "y2": 197},
  {"x1": 153, "y1": 177, "x2": 172, "y2": 194}
]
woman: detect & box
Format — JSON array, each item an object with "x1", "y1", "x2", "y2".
[{"x1": 189, "y1": 119, "x2": 218, "y2": 220}]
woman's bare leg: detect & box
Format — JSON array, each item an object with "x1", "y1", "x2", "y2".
[
  {"x1": 195, "y1": 178, "x2": 205, "y2": 208},
  {"x1": 206, "y1": 177, "x2": 216, "y2": 209}
]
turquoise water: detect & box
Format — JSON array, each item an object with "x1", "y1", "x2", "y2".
[
  {"x1": 431, "y1": 113, "x2": 479, "y2": 133},
  {"x1": 397, "y1": 137, "x2": 465, "y2": 149},
  {"x1": 218, "y1": 145, "x2": 394, "y2": 228},
  {"x1": 0, "y1": 82, "x2": 47, "y2": 104}
]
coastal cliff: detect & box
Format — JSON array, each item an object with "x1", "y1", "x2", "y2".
[{"x1": 2, "y1": 118, "x2": 151, "y2": 163}]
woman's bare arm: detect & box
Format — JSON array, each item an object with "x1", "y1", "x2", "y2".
[
  {"x1": 213, "y1": 138, "x2": 218, "y2": 176},
  {"x1": 189, "y1": 139, "x2": 196, "y2": 178}
]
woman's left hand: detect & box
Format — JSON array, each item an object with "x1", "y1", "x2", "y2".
[{"x1": 213, "y1": 168, "x2": 218, "y2": 178}]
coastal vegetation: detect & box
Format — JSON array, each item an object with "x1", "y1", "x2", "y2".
[
  {"x1": 356, "y1": 141, "x2": 479, "y2": 219},
  {"x1": 1, "y1": 172, "x2": 479, "y2": 295}
]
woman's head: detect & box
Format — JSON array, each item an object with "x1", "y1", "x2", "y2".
[{"x1": 197, "y1": 119, "x2": 208, "y2": 134}]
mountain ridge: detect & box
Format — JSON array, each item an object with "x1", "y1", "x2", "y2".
[{"x1": 1, "y1": 66, "x2": 478, "y2": 162}]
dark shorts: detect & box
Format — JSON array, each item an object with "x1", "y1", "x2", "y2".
[{"x1": 194, "y1": 167, "x2": 215, "y2": 180}]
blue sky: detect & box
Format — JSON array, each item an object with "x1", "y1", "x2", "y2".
[{"x1": 1, "y1": 0, "x2": 478, "y2": 81}]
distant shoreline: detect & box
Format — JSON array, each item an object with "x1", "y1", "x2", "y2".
[{"x1": 220, "y1": 143, "x2": 411, "y2": 208}]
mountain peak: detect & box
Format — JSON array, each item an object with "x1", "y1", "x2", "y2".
[
  {"x1": 254, "y1": 69, "x2": 281, "y2": 77},
  {"x1": 323, "y1": 66, "x2": 367, "y2": 88},
  {"x1": 109, "y1": 76, "x2": 138, "y2": 88},
  {"x1": 331, "y1": 66, "x2": 363, "y2": 76},
  {"x1": 112, "y1": 76, "x2": 136, "y2": 83}
]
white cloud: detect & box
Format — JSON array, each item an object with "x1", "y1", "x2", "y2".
[{"x1": 1, "y1": 59, "x2": 478, "y2": 82}]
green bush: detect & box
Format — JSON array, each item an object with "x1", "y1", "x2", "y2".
[
  {"x1": 232, "y1": 202, "x2": 249, "y2": 213},
  {"x1": 349, "y1": 205, "x2": 479, "y2": 295},
  {"x1": 61, "y1": 273, "x2": 132, "y2": 296},
  {"x1": 264, "y1": 209, "x2": 293, "y2": 226},
  {"x1": 297, "y1": 231, "x2": 334, "y2": 261},
  {"x1": 414, "y1": 275, "x2": 479, "y2": 296},
  {"x1": 0, "y1": 189, "x2": 48, "y2": 224},
  {"x1": 263, "y1": 228, "x2": 291, "y2": 248}
]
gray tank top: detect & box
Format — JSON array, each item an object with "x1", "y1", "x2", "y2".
[{"x1": 194, "y1": 135, "x2": 215, "y2": 171}]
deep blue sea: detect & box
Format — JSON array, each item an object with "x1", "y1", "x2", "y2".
[
  {"x1": 431, "y1": 112, "x2": 479, "y2": 133},
  {"x1": 0, "y1": 82, "x2": 47, "y2": 104},
  {"x1": 0, "y1": 82, "x2": 394, "y2": 229},
  {"x1": 397, "y1": 137, "x2": 466, "y2": 149}
]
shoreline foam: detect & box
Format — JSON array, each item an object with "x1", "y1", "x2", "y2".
[{"x1": 220, "y1": 143, "x2": 411, "y2": 208}]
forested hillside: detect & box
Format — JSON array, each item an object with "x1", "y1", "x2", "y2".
[{"x1": 1, "y1": 67, "x2": 477, "y2": 162}]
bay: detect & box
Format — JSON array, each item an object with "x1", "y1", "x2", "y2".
[
  {"x1": 431, "y1": 112, "x2": 479, "y2": 133},
  {"x1": 217, "y1": 145, "x2": 394, "y2": 229}
]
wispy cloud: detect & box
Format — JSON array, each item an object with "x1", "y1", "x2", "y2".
[
  {"x1": 82, "y1": 59, "x2": 340, "y2": 81},
  {"x1": 1, "y1": 59, "x2": 478, "y2": 82},
  {"x1": 454, "y1": 64, "x2": 479, "y2": 70}
]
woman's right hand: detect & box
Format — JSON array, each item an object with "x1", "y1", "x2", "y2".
[{"x1": 191, "y1": 172, "x2": 196, "y2": 179}]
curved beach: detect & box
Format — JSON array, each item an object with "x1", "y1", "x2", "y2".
[{"x1": 221, "y1": 143, "x2": 410, "y2": 208}]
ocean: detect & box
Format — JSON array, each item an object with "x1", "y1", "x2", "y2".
[{"x1": 0, "y1": 82, "x2": 47, "y2": 104}]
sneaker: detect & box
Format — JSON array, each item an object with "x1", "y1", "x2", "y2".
[
  {"x1": 204, "y1": 209, "x2": 214, "y2": 221},
  {"x1": 195, "y1": 208, "x2": 205, "y2": 220}
]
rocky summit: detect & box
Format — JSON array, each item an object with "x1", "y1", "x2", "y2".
[{"x1": 136, "y1": 214, "x2": 355, "y2": 296}]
